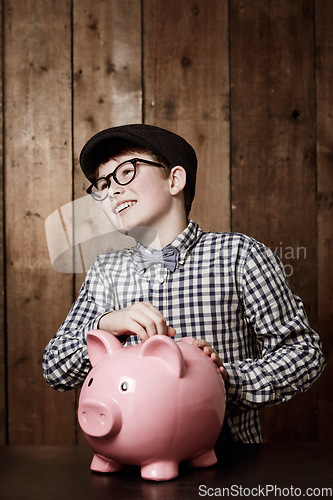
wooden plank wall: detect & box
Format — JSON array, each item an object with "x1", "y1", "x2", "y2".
[
  {"x1": 230, "y1": 0, "x2": 319, "y2": 441},
  {"x1": 0, "y1": 0, "x2": 5, "y2": 445},
  {"x1": 0, "y1": 0, "x2": 332, "y2": 444},
  {"x1": 4, "y1": 0, "x2": 75, "y2": 444},
  {"x1": 316, "y1": 0, "x2": 333, "y2": 442}
]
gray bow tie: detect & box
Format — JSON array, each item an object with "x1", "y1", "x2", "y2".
[{"x1": 132, "y1": 244, "x2": 180, "y2": 273}]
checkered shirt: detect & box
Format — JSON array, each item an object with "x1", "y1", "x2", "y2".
[{"x1": 43, "y1": 220, "x2": 325, "y2": 443}]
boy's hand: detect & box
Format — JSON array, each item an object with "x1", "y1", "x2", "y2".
[
  {"x1": 193, "y1": 339, "x2": 227, "y2": 381},
  {"x1": 98, "y1": 302, "x2": 176, "y2": 343}
]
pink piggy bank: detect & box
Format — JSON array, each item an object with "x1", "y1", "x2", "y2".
[{"x1": 78, "y1": 330, "x2": 226, "y2": 481}]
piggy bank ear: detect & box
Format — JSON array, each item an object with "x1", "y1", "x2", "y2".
[
  {"x1": 139, "y1": 336, "x2": 184, "y2": 378},
  {"x1": 87, "y1": 330, "x2": 123, "y2": 366}
]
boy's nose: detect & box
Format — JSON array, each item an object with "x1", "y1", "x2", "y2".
[{"x1": 107, "y1": 183, "x2": 124, "y2": 198}]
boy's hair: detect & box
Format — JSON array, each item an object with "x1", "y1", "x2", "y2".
[
  {"x1": 79, "y1": 124, "x2": 197, "y2": 215},
  {"x1": 90, "y1": 139, "x2": 192, "y2": 217}
]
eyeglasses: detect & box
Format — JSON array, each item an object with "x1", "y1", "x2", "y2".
[{"x1": 86, "y1": 158, "x2": 165, "y2": 201}]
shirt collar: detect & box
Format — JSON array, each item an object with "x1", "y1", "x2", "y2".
[
  {"x1": 131, "y1": 219, "x2": 202, "y2": 267},
  {"x1": 169, "y1": 219, "x2": 202, "y2": 264}
]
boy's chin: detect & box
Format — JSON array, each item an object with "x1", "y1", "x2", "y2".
[
  {"x1": 112, "y1": 223, "x2": 159, "y2": 247},
  {"x1": 100, "y1": 207, "x2": 159, "y2": 246},
  {"x1": 125, "y1": 225, "x2": 159, "y2": 246}
]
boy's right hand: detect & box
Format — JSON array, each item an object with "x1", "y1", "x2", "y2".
[{"x1": 98, "y1": 301, "x2": 176, "y2": 343}]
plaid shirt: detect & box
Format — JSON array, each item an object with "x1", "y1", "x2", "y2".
[{"x1": 43, "y1": 220, "x2": 325, "y2": 443}]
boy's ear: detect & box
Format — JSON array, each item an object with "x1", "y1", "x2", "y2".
[{"x1": 169, "y1": 166, "x2": 186, "y2": 196}]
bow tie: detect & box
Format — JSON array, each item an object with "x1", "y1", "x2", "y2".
[{"x1": 132, "y1": 244, "x2": 180, "y2": 273}]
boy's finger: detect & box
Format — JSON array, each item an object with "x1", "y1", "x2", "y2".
[
  {"x1": 219, "y1": 366, "x2": 227, "y2": 381},
  {"x1": 192, "y1": 339, "x2": 209, "y2": 348},
  {"x1": 121, "y1": 319, "x2": 150, "y2": 342},
  {"x1": 211, "y1": 352, "x2": 223, "y2": 367},
  {"x1": 166, "y1": 326, "x2": 176, "y2": 337},
  {"x1": 134, "y1": 302, "x2": 168, "y2": 335}
]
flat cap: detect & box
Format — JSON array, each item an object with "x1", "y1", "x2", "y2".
[{"x1": 79, "y1": 124, "x2": 197, "y2": 201}]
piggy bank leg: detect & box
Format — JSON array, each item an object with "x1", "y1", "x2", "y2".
[
  {"x1": 189, "y1": 449, "x2": 217, "y2": 468},
  {"x1": 90, "y1": 453, "x2": 124, "y2": 473},
  {"x1": 141, "y1": 460, "x2": 179, "y2": 481}
]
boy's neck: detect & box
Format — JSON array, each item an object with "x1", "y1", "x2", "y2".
[{"x1": 128, "y1": 214, "x2": 188, "y2": 249}]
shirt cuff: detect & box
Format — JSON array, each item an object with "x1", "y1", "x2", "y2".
[
  {"x1": 92, "y1": 312, "x2": 129, "y2": 345},
  {"x1": 222, "y1": 362, "x2": 244, "y2": 406}
]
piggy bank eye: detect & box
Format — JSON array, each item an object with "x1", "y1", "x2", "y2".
[
  {"x1": 120, "y1": 381, "x2": 128, "y2": 392},
  {"x1": 88, "y1": 378, "x2": 93, "y2": 387}
]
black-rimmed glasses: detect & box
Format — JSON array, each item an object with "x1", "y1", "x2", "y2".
[{"x1": 86, "y1": 158, "x2": 165, "y2": 201}]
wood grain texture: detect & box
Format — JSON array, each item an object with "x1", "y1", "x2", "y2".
[
  {"x1": 72, "y1": 0, "x2": 142, "y2": 292},
  {"x1": 315, "y1": 0, "x2": 333, "y2": 441},
  {"x1": 143, "y1": 0, "x2": 230, "y2": 232},
  {"x1": 73, "y1": 0, "x2": 142, "y2": 187},
  {"x1": 4, "y1": 0, "x2": 75, "y2": 444},
  {"x1": 0, "y1": 0, "x2": 6, "y2": 445},
  {"x1": 230, "y1": 0, "x2": 318, "y2": 441},
  {"x1": 0, "y1": 0, "x2": 331, "y2": 445},
  {"x1": 72, "y1": 0, "x2": 142, "y2": 443}
]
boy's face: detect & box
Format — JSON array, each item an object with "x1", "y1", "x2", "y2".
[{"x1": 97, "y1": 151, "x2": 175, "y2": 237}]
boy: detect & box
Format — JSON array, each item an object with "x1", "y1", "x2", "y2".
[{"x1": 43, "y1": 124, "x2": 325, "y2": 443}]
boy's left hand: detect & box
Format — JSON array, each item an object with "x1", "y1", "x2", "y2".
[{"x1": 193, "y1": 339, "x2": 227, "y2": 381}]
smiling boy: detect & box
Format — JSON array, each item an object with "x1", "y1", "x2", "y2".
[{"x1": 43, "y1": 124, "x2": 325, "y2": 443}]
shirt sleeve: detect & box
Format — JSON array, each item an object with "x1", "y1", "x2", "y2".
[
  {"x1": 42, "y1": 257, "x2": 113, "y2": 391},
  {"x1": 223, "y1": 241, "x2": 326, "y2": 410}
]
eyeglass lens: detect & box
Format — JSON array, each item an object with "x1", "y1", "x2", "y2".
[{"x1": 90, "y1": 161, "x2": 136, "y2": 200}]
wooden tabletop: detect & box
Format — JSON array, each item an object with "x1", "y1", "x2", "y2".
[{"x1": 1, "y1": 442, "x2": 332, "y2": 499}]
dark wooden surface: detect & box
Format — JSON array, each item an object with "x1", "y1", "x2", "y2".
[{"x1": 1, "y1": 443, "x2": 332, "y2": 500}]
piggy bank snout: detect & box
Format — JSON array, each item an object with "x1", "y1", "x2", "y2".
[{"x1": 78, "y1": 398, "x2": 122, "y2": 438}]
